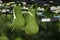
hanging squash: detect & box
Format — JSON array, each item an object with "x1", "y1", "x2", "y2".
[
  {"x1": 11, "y1": 5, "x2": 25, "y2": 30},
  {"x1": 25, "y1": 5, "x2": 39, "y2": 35}
]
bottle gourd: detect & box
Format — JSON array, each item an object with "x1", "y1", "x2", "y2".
[
  {"x1": 11, "y1": 5, "x2": 25, "y2": 30},
  {"x1": 25, "y1": 5, "x2": 39, "y2": 35}
]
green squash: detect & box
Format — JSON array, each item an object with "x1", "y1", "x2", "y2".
[
  {"x1": 11, "y1": 6, "x2": 25, "y2": 30},
  {"x1": 25, "y1": 6, "x2": 39, "y2": 35}
]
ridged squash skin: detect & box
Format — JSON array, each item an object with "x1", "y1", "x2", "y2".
[
  {"x1": 25, "y1": 8, "x2": 39, "y2": 35},
  {"x1": 11, "y1": 6, "x2": 25, "y2": 29}
]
